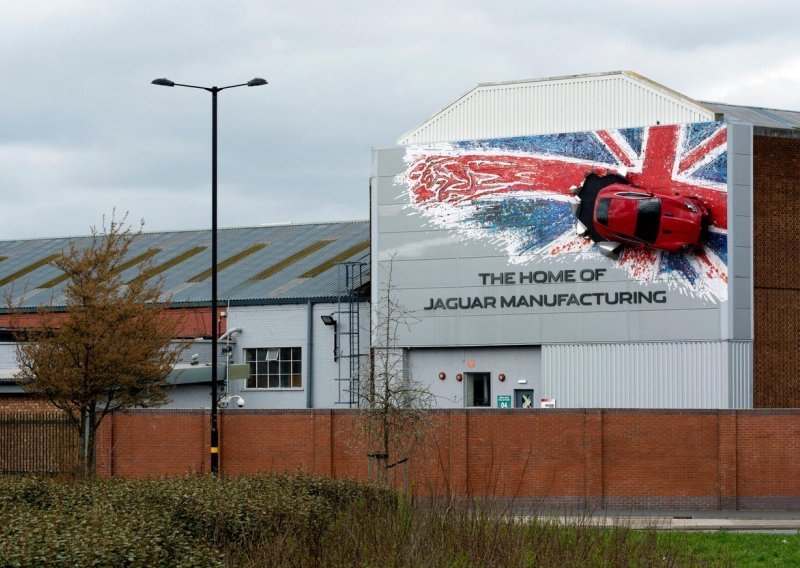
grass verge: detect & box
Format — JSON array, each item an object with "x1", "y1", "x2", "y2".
[{"x1": 658, "y1": 531, "x2": 800, "y2": 567}]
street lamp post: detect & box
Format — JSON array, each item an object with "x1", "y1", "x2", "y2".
[{"x1": 152, "y1": 76, "x2": 267, "y2": 474}]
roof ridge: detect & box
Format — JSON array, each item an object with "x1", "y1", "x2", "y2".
[
  {"x1": 700, "y1": 100, "x2": 800, "y2": 114},
  {"x1": 0, "y1": 219, "x2": 369, "y2": 244},
  {"x1": 474, "y1": 70, "x2": 629, "y2": 88}
]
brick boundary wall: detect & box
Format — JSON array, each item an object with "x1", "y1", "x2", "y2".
[
  {"x1": 94, "y1": 408, "x2": 800, "y2": 511},
  {"x1": 0, "y1": 395, "x2": 60, "y2": 412}
]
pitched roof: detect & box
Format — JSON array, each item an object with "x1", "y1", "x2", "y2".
[
  {"x1": 397, "y1": 70, "x2": 717, "y2": 144},
  {"x1": 700, "y1": 101, "x2": 800, "y2": 132},
  {"x1": 0, "y1": 221, "x2": 370, "y2": 309},
  {"x1": 397, "y1": 70, "x2": 800, "y2": 144}
]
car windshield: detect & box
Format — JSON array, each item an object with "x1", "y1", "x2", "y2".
[
  {"x1": 596, "y1": 198, "x2": 611, "y2": 226},
  {"x1": 634, "y1": 198, "x2": 661, "y2": 242}
]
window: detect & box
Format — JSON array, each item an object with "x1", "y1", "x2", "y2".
[
  {"x1": 244, "y1": 347, "x2": 302, "y2": 389},
  {"x1": 596, "y1": 198, "x2": 610, "y2": 226},
  {"x1": 634, "y1": 198, "x2": 661, "y2": 243}
]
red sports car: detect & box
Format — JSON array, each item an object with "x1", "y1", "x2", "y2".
[{"x1": 591, "y1": 184, "x2": 708, "y2": 255}]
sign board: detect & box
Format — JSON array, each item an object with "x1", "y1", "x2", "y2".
[
  {"x1": 497, "y1": 395, "x2": 512, "y2": 409},
  {"x1": 540, "y1": 397, "x2": 556, "y2": 408},
  {"x1": 373, "y1": 120, "x2": 755, "y2": 346}
]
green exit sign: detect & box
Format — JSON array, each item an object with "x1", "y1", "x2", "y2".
[{"x1": 497, "y1": 395, "x2": 512, "y2": 409}]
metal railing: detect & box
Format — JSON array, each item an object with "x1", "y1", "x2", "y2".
[{"x1": 0, "y1": 411, "x2": 78, "y2": 475}]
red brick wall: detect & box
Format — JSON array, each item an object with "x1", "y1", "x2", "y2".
[
  {"x1": 96, "y1": 411, "x2": 210, "y2": 477},
  {"x1": 753, "y1": 135, "x2": 800, "y2": 407},
  {"x1": 94, "y1": 409, "x2": 800, "y2": 510},
  {"x1": 735, "y1": 411, "x2": 800, "y2": 508}
]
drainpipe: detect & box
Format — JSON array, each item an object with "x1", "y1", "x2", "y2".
[{"x1": 306, "y1": 300, "x2": 314, "y2": 408}]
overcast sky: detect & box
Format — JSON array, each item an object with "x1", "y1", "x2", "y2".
[{"x1": 2, "y1": 0, "x2": 798, "y2": 240}]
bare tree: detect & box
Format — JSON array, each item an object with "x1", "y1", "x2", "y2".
[
  {"x1": 12, "y1": 214, "x2": 182, "y2": 478},
  {"x1": 354, "y1": 258, "x2": 434, "y2": 485}
]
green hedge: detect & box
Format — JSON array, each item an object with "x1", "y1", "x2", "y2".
[{"x1": 0, "y1": 475, "x2": 395, "y2": 568}]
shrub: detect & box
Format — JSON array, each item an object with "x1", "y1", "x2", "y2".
[
  {"x1": 0, "y1": 475, "x2": 685, "y2": 567},
  {"x1": 0, "y1": 474, "x2": 395, "y2": 567}
]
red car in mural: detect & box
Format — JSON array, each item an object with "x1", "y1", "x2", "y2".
[{"x1": 591, "y1": 184, "x2": 709, "y2": 255}]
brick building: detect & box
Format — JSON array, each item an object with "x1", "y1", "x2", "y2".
[{"x1": 751, "y1": 136, "x2": 800, "y2": 406}]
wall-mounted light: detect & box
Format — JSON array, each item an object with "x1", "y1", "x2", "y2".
[
  {"x1": 438, "y1": 371, "x2": 446, "y2": 381},
  {"x1": 320, "y1": 314, "x2": 338, "y2": 361},
  {"x1": 456, "y1": 373, "x2": 463, "y2": 382},
  {"x1": 498, "y1": 373, "x2": 506, "y2": 382}
]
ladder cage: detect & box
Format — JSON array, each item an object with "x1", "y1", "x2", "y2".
[{"x1": 334, "y1": 258, "x2": 369, "y2": 407}]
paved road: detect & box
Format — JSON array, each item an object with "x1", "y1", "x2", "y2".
[{"x1": 542, "y1": 510, "x2": 800, "y2": 532}]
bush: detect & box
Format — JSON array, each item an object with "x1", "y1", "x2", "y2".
[
  {"x1": 0, "y1": 475, "x2": 685, "y2": 567},
  {"x1": 0, "y1": 474, "x2": 395, "y2": 568}
]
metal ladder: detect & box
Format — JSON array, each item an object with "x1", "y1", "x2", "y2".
[{"x1": 335, "y1": 259, "x2": 369, "y2": 407}]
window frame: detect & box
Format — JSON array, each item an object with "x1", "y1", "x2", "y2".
[{"x1": 243, "y1": 346, "x2": 303, "y2": 390}]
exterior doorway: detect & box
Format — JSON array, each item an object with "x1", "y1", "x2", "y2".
[{"x1": 465, "y1": 372, "x2": 491, "y2": 407}]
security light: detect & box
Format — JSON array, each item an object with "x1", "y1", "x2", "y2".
[{"x1": 320, "y1": 315, "x2": 338, "y2": 361}]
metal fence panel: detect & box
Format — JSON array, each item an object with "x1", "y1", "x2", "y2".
[{"x1": 0, "y1": 411, "x2": 78, "y2": 475}]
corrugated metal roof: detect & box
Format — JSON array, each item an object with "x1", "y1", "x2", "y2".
[
  {"x1": 0, "y1": 221, "x2": 370, "y2": 309},
  {"x1": 397, "y1": 70, "x2": 716, "y2": 144},
  {"x1": 397, "y1": 70, "x2": 800, "y2": 144},
  {"x1": 700, "y1": 101, "x2": 800, "y2": 131}
]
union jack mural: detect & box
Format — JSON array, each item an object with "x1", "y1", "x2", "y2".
[{"x1": 399, "y1": 121, "x2": 729, "y2": 301}]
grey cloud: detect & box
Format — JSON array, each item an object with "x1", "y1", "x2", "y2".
[{"x1": 2, "y1": 0, "x2": 799, "y2": 239}]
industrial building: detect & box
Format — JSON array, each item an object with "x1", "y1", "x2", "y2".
[
  {"x1": 2, "y1": 70, "x2": 798, "y2": 412},
  {"x1": 0, "y1": 222, "x2": 370, "y2": 409},
  {"x1": 371, "y1": 70, "x2": 800, "y2": 409}
]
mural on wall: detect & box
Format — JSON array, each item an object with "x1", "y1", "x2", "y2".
[{"x1": 399, "y1": 122, "x2": 728, "y2": 301}]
